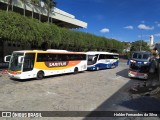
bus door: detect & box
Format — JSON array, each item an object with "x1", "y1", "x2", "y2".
[{"x1": 22, "y1": 53, "x2": 36, "y2": 78}]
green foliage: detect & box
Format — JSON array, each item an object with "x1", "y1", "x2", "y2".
[
  {"x1": 130, "y1": 40, "x2": 150, "y2": 52},
  {"x1": 0, "y1": 10, "x2": 124, "y2": 53}
]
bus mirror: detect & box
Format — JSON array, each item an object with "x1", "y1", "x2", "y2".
[
  {"x1": 4, "y1": 55, "x2": 11, "y2": 62},
  {"x1": 18, "y1": 56, "x2": 24, "y2": 63}
]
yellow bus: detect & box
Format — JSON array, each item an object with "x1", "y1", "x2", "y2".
[{"x1": 4, "y1": 49, "x2": 87, "y2": 79}]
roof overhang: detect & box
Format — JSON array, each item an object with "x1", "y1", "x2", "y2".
[{"x1": 0, "y1": 0, "x2": 87, "y2": 29}]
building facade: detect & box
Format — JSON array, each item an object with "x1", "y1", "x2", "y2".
[
  {"x1": 0, "y1": 0, "x2": 87, "y2": 66},
  {"x1": 0, "y1": 0, "x2": 87, "y2": 28}
]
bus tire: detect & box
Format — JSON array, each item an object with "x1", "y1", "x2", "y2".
[
  {"x1": 74, "y1": 67, "x2": 78, "y2": 74},
  {"x1": 37, "y1": 71, "x2": 44, "y2": 80},
  {"x1": 111, "y1": 64, "x2": 115, "y2": 69},
  {"x1": 96, "y1": 66, "x2": 99, "y2": 71}
]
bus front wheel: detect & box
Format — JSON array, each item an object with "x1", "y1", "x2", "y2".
[
  {"x1": 96, "y1": 67, "x2": 99, "y2": 71},
  {"x1": 74, "y1": 67, "x2": 78, "y2": 74},
  {"x1": 37, "y1": 71, "x2": 44, "y2": 80}
]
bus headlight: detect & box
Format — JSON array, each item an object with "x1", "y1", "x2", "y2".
[
  {"x1": 144, "y1": 74, "x2": 148, "y2": 77},
  {"x1": 144, "y1": 62, "x2": 148, "y2": 64},
  {"x1": 130, "y1": 60, "x2": 136, "y2": 63}
]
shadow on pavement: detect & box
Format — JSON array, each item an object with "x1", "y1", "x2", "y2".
[
  {"x1": 119, "y1": 96, "x2": 160, "y2": 111},
  {"x1": 83, "y1": 69, "x2": 160, "y2": 119},
  {"x1": 116, "y1": 68, "x2": 129, "y2": 78}
]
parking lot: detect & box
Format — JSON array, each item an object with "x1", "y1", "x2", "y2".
[{"x1": 0, "y1": 61, "x2": 160, "y2": 120}]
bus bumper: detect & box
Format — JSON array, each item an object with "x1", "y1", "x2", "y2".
[
  {"x1": 87, "y1": 66, "x2": 97, "y2": 71},
  {"x1": 8, "y1": 73, "x2": 21, "y2": 79},
  {"x1": 128, "y1": 70, "x2": 148, "y2": 79},
  {"x1": 8, "y1": 72, "x2": 30, "y2": 79}
]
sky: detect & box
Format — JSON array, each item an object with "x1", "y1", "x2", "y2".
[{"x1": 57, "y1": 0, "x2": 160, "y2": 43}]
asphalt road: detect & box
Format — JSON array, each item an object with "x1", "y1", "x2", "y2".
[{"x1": 0, "y1": 61, "x2": 160, "y2": 120}]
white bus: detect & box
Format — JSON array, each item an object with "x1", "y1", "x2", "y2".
[
  {"x1": 86, "y1": 51, "x2": 119, "y2": 71},
  {"x1": 4, "y1": 49, "x2": 87, "y2": 79}
]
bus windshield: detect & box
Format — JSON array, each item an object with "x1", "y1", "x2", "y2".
[
  {"x1": 9, "y1": 52, "x2": 24, "y2": 71},
  {"x1": 132, "y1": 53, "x2": 150, "y2": 60},
  {"x1": 87, "y1": 55, "x2": 98, "y2": 65}
]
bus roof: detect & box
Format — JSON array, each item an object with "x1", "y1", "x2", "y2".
[
  {"x1": 13, "y1": 50, "x2": 85, "y2": 54},
  {"x1": 133, "y1": 51, "x2": 151, "y2": 54},
  {"x1": 86, "y1": 51, "x2": 119, "y2": 55}
]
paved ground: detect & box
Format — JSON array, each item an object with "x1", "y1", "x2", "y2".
[{"x1": 0, "y1": 61, "x2": 160, "y2": 120}]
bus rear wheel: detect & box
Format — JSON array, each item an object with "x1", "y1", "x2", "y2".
[
  {"x1": 37, "y1": 71, "x2": 44, "y2": 80},
  {"x1": 74, "y1": 67, "x2": 78, "y2": 74},
  {"x1": 111, "y1": 64, "x2": 116, "y2": 69}
]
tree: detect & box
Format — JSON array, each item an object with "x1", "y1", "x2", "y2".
[
  {"x1": 44, "y1": 0, "x2": 56, "y2": 23},
  {"x1": 130, "y1": 40, "x2": 150, "y2": 52},
  {"x1": 31, "y1": 0, "x2": 39, "y2": 19},
  {"x1": 5, "y1": 0, "x2": 13, "y2": 12},
  {"x1": 38, "y1": 0, "x2": 43, "y2": 21},
  {"x1": 0, "y1": 10, "x2": 124, "y2": 53}
]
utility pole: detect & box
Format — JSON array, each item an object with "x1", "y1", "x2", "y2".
[{"x1": 140, "y1": 29, "x2": 143, "y2": 51}]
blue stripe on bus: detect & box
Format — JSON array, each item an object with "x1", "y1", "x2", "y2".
[{"x1": 87, "y1": 61, "x2": 119, "y2": 70}]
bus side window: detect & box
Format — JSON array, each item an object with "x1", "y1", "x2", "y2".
[
  {"x1": 65, "y1": 54, "x2": 69, "y2": 61},
  {"x1": 48, "y1": 54, "x2": 55, "y2": 61},
  {"x1": 99, "y1": 54, "x2": 104, "y2": 60},
  {"x1": 54, "y1": 54, "x2": 59, "y2": 61},
  {"x1": 80, "y1": 54, "x2": 86, "y2": 60},
  {"x1": 70, "y1": 54, "x2": 75, "y2": 61},
  {"x1": 37, "y1": 53, "x2": 45, "y2": 62},
  {"x1": 60, "y1": 54, "x2": 67, "y2": 61}
]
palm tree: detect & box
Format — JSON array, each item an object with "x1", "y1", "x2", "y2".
[
  {"x1": 20, "y1": 0, "x2": 27, "y2": 16},
  {"x1": 10, "y1": 0, "x2": 13, "y2": 11},
  {"x1": 30, "y1": 0, "x2": 39, "y2": 19},
  {"x1": 6, "y1": 0, "x2": 9, "y2": 12},
  {"x1": 5, "y1": 0, "x2": 13, "y2": 12},
  {"x1": 38, "y1": 0, "x2": 44, "y2": 21},
  {"x1": 36, "y1": 0, "x2": 46, "y2": 22},
  {"x1": 44, "y1": 0, "x2": 56, "y2": 23}
]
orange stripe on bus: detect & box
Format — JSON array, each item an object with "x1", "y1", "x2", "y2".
[{"x1": 34, "y1": 61, "x2": 81, "y2": 70}]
